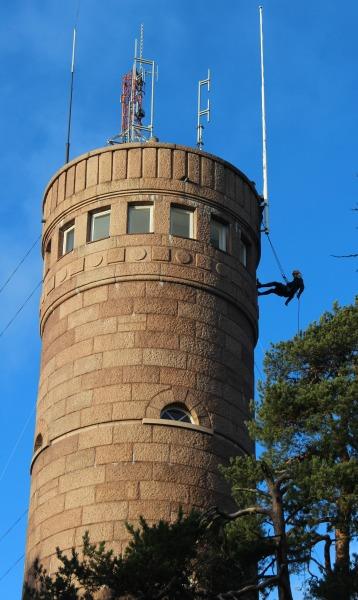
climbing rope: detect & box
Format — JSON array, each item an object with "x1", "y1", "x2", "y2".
[
  {"x1": 265, "y1": 232, "x2": 288, "y2": 283},
  {"x1": 297, "y1": 296, "x2": 302, "y2": 336},
  {"x1": 263, "y1": 232, "x2": 303, "y2": 335}
]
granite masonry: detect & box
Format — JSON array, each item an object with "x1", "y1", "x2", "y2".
[{"x1": 25, "y1": 142, "x2": 261, "y2": 575}]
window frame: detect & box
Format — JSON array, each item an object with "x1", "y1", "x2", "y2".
[
  {"x1": 239, "y1": 238, "x2": 248, "y2": 267},
  {"x1": 61, "y1": 222, "x2": 75, "y2": 256},
  {"x1": 34, "y1": 433, "x2": 43, "y2": 453},
  {"x1": 160, "y1": 404, "x2": 193, "y2": 424},
  {"x1": 127, "y1": 203, "x2": 154, "y2": 234},
  {"x1": 89, "y1": 208, "x2": 111, "y2": 243},
  {"x1": 210, "y1": 216, "x2": 229, "y2": 252},
  {"x1": 44, "y1": 239, "x2": 52, "y2": 273},
  {"x1": 170, "y1": 205, "x2": 194, "y2": 239}
]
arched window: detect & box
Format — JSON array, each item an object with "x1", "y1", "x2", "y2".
[
  {"x1": 34, "y1": 433, "x2": 43, "y2": 453},
  {"x1": 160, "y1": 405, "x2": 193, "y2": 423}
]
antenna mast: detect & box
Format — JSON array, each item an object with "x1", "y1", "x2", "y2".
[
  {"x1": 197, "y1": 70, "x2": 211, "y2": 150},
  {"x1": 259, "y1": 6, "x2": 269, "y2": 233},
  {"x1": 109, "y1": 25, "x2": 157, "y2": 144},
  {"x1": 65, "y1": 28, "x2": 76, "y2": 163}
]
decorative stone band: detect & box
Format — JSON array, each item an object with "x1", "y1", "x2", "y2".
[{"x1": 30, "y1": 418, "x2": 252, "y2": 473}]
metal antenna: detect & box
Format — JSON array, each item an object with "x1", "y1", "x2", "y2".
[
  {"x1": 259, "y1": 6, "x2": 269, "y2": 233},
  {"x1": 108, "y1": 25, "x2": 157, "y2": 145},
  {"x1": 139, "y1": 23, "x2": 144, "y2": 63},
  {"x1": 197, "y1": 69, "x2": 211, "y2": 150},
  {"x1": 129, "y1": 37, "x2": 138, "y2": 142},
  {"x1": 65, "y1": 27, "x2": 76, "y2": 164}
]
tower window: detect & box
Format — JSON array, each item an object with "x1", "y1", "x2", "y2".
[
  {"x1": 44, "y1": 239, "x2": 52, "y2": 273},
  {"x1": 170, "y1": 206, "x2": 194, "y2": 239},
  {"x1": 60, "y1": 221, "x2": 75, "y2": 256},
  {"x1": 89, "y1": 209, "x2": 110, "y2": 242},
  {"x1": 239, "y1": 239, "x2": 248, "y2": 267},
  {"x1": 160, "y1": 404, "x2": 193, "y2": 423},
  {"x1": 211, "y1": 217, "x2": 228, "y2": 252},
  {"x1": 34, "y1": 433, "x2": 43, "y2": 453},
  {"x1": 128, "y1": 204, "x2": 153, "y2": 234}
]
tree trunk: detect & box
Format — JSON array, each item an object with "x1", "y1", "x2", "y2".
[
  {"x1": 335, "y1": 526, "x2": 350, "y2": 573},
  {"x1": 271, "y1": 487, "x2": 293, "y2": 600},
  {"x1": 335, "y1": 484, "x2": 352, "y2": 600},
  {"x1": 276, "y1": 549, "x2": 293, "y2": 600}
]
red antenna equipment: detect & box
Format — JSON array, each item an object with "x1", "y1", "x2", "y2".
[{"x1": 109, "y1": 25, "x2": 156, "y2": 145}]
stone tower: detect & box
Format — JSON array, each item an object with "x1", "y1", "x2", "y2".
[{"x1": 25, "y1": 142, "x2": 260, "y2": 575}]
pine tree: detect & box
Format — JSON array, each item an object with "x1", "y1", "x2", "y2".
[
  {"x1": 23, "y1": 509, "x2": 261, "y2": 600},
  {"x1": 253, "y1": 299, "x2": 358, "y2": 598},
  {"x1": 209, "y1": 299, "x2": 358, "y2": 600}
]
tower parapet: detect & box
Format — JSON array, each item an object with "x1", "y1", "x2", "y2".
[{"x1": 26, "y1": 142, "x2": 260, "y2": 573}]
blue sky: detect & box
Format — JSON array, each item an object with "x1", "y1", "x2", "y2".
[{"x1": 0, "y1": 1, "x2": 356, "y2": 597}]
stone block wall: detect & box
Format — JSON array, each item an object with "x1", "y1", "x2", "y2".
[{"x1": 25, "y1": 142, "x2": 261, "y2": 574}]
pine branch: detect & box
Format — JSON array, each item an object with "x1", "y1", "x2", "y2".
[
  {"x1": 213, "y1": 505, "x2": 272, "y2": 521},
  {"x1": 216, "y1": 568, "x2": 283, "y2": 599},
  {"x1": 153, "y1": 575, "x2": 178, "y2": 599},
  {"x1": 258, "y1": 557, "x2": 276, "y2": 578},
  {"x1": 275, "y1": 471, "x2": 291, "y2": 487},
  {"x1": 231, "y1": 487, "x2": 271, "y2": 499},
  {"x1": 309, "y1": 555, "x2": 325, "y2": 573}
]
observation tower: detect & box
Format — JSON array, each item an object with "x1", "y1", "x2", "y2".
[
  {"x1": 24, "y1": 29, "x2": 261, "y2": 578},
  {"x1": 25, "y1": 141, "x2": 261, "y2": 574}
]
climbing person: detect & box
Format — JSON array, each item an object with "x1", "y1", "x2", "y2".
[{"x1": 257, "y1": 270, "x2": 304, "y2": 306}]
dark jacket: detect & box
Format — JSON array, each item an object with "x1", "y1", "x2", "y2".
[{"x1": 286, "y1": 276, "x2": 304, "y2": 298}]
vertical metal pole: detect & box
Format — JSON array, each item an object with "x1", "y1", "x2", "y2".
[
  {"x1": 150, "y1": 61, "x2": 155, "y2": 136},
  {"x1": 197, "y1": 80, "x2": 202, "y2": 149},
  {"x1": 139, "y1": 24, "x2": 144, "y2": 62},
  {"x1": 197, "y1": 70, "x2": 210, "y2": 150},
  {"x1": 65, "y1": 28, "x2": 76, "y2": 163},
  {"x1": 259, "y1": 6, "x2": 269, "y2": 233}
]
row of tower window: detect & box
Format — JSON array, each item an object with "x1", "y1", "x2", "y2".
[{"x1": 57, "y1": 203, "x2": 248, "y2": 266}]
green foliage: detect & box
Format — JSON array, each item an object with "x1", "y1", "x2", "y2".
[
  {"x1": 22, "y1": 556, "x2": 79, "y2": 600},
  {"x1": 252, "y1": 299, "x2": 358, "y2": 596},
  {"x1": 121, "y1": 509, "x2": 201, "y2": 598},
  {"x1": 222, "y1": 456, "x2": 277, "y2": 560},
  {"x1": 254, "y1": 299, "x2": 358, "y2": 461},
  {"x1": 217, "y1": 300, "x2": 358, "y2": 599},
  {"x1": 23, "y1": 509, "x2": 259, "y2": 600},
  {"x1": 308, "y1": 557, "x2": 358, "y2": 600},
  {"x1": 222, "y1": 454, "x2": 316, "y2": 591},
  {"x1": 196, "y1": 514, "x2": 264, "y2": 598},
  {"x1": 23, "y1": 531, "x2": 123, "y2": 600}
]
